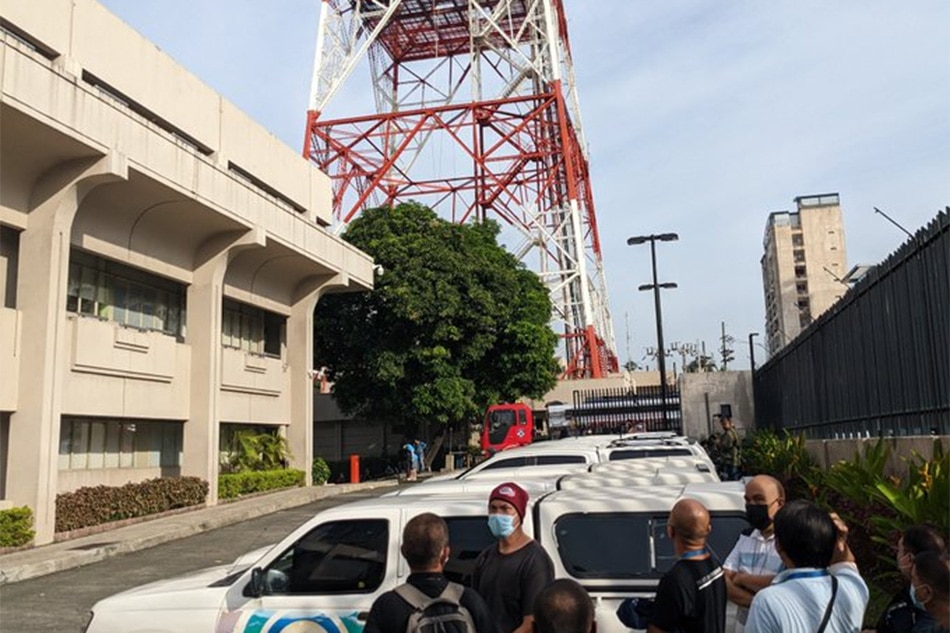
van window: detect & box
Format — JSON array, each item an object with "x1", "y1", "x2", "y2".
[
  {"x1": 263, "y1": 519, "x2": 388, "y2": 594},
  {"x1": 481, "y1": 456, "x2": 529, "y2": 471},
  {"x1": 608, "y1": 448, "x2": 693, "y2": 461},
  {"x1": 554, "y1": 513, "x2": 747, "y2": 579},
  {"x1": 444, "y1": 517, "x2": 494, "y2": 586},
  {"x1": 535, "y1": 455, "x2": 587, "y2": 466}
]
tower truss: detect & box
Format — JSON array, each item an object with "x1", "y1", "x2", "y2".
[{"x1": 304, "y1": 0, "x2": 617, "y2": 377}]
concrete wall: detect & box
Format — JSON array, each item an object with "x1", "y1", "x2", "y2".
[
  {"x1": 806, "y1": 436, "x2": 949, "y2": 477},
  {"x1": 679, "y1": 371, "x2": 754, "y2": 440}
]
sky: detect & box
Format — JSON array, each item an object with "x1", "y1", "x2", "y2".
[{"x1": 99, "y1": 0, "x2": 950, "y2": 371}]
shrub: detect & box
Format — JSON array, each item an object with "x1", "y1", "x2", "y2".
[
  {"x1": 742, "y1": 429, "x2": 820, "y2": 499},
  {"x1": 311, "y1": 457, "x2": 330, "y2": 485},
  {"x1": 224, "y1": 430, "x2": 293, "y2": 473},
  {"x1": 218, "y1": 469, "x2": 305, "y2": 499},
  {"x1": 0, "y1": 506, "x2": 35, "y2": 547},
  {"x1": 56, "y1": 477, "x2": 208, "y2": 532}
]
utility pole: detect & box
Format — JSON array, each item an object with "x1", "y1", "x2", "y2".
[{"x1": 720, "y1": 321, "x2": 735, "y2": 371}]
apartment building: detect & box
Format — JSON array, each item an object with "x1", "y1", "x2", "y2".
[
  {"x1": 761, "y1": 194, "x2": 847, "y2": 355},
  {"x1": 0, "y1": 0, "x2": 373, "y2": 544}
]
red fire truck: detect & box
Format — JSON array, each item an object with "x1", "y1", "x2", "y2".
[{"x1": 480, "y1": 402, "x2": 534, "y2": 454}]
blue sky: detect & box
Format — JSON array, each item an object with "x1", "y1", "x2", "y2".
[{"x1": 100, "y1": 1, "x2": 950, "y2": 371}]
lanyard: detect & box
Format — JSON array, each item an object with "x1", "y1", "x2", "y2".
[
  {"x1": 681, "y1": 548, "x2": 709, "y2": 560},
  {"x1": 782, "y1": 569, "x2": 829, "y2": 582}
]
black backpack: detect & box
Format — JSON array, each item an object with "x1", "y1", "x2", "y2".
[{"x1": 394, "y1": 582, "x2": 477, "y2": 633}]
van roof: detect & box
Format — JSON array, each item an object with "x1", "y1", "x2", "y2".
[
  {"x1": 538, "y1": 482, "x2": 745, "y2": 514},
  {"x1": 385, "y1": 477, "x2": 558, "y2": 497}
]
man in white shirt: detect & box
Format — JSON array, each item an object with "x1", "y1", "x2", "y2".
[
  {"x1": 723, "y1": 475, "x2": 786, "y2": 632},
  {"x1": 745, "y1": 500, "x2": 869, "y2": 633}
]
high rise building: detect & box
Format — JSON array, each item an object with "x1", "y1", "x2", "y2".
[{"x1": 761, "y1": 194, "x2": 848, "y2": 355}]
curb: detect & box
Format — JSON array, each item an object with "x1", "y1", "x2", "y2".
[{"x1": 0, "y1": 480, "x2": 398, "y2": 585}]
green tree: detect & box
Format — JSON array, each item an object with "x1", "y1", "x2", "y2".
[{"x1": 314, "y1": 203, "x2": 559, "y2": 432}]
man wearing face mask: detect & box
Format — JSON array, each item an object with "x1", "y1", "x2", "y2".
[
  {"x1": 473, "y1": 482, "x2": 555, "y2": 633},
  {"x1": 723, "y1": 475, "x2": 786, "y2": 632},
  {"x1": 910, "y1": 549, "x2": 950, "y2": 633},
  {"x1": 867, "y1": 525, "x2": 946, "y2": 633}
]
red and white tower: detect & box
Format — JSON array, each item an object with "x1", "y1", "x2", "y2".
[{"x1": 304, "y1": 0, "x2": 617, "y2": 378}]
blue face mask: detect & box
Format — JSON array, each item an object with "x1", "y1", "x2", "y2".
[
  {"x1": 488, "y1": 513, "x2": 516, "y2": 539},
  {"x1": 910, "y1": 583, "x2": 929, "y2": 609}
]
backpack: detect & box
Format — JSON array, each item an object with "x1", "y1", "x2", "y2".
[{"x1": 394, "y1": 582, "x2": 477, "y2": 633}]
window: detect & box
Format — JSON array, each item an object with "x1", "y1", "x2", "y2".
[
  {"x1": 66, "y1": 250, "x2": 185, "y2": 337},
  {"x1": 793, "y1": 249, "x2": 805, "y2": 263},
  {"x1": 262, "y1": 519, "x2": 388, "y2": 594},
  {"x1": 796, "y1": 282, "x2": 808, "y2": 295},
  {"x1": 791, "y1": 234, "x2": 804, "y2": 247},
  {"x1": 58, "y1": 418, "x2": 182, "y2": 470},
  {"x1": 444, "y1": 517, "x2": 494, "y2": 586},
  {"x1": 535, "y1": 455, "x2": 587, "y2": 466},
  {"x1": 482, "y1": 456, "x2": 529, "y2": 471},
  {"x1": 222, "y1": 299, "x2": 283, "y2": 356},
  {"x1": 608, "y1": 448, "x2": 692, "y2": 461},
  {"x1": 794, "y1": 265, "x2": 807, "y2": 279},
  {"x1": 486, "y1": 409, "x2": 517, "y2": 445},
  {"x1": 1, "y1": 225, "x2": 19, "y2": 309},
  {"x1": 554, "y1": 513, "x2": 748, "y2": 579}
]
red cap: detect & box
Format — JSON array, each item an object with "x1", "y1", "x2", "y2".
[{"x1": 489, "y1": 482, "x2": 529, "y2": 520}]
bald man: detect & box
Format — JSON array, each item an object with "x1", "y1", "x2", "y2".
[
  {"x1": 649, "y1": 499, "x2": 727, "y2": 633},
  {"x1": 723, "y1": 475, "x2": 786, "y2": 632}
]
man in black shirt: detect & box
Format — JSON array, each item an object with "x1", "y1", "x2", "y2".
[
  {"x1": 365, "y1": 512, "x2": 498, "y2": 633},
  {"x1": 473, "y1": 482, "x2": 555, "y2": 633},
  {"x1": 649, "y1": 498, "x2": 726, "y2": 633},
  {"x1": 874, "y1": 525, "x2": 946, "y2": 633}
]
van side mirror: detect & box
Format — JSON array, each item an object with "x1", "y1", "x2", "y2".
[{"x1": 244, "y1": 567, "x2": 265, "y2": 598}]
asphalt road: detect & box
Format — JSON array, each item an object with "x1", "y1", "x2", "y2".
[{"x1": 0, "y1": 488, "x2": 385, "y2": 633}]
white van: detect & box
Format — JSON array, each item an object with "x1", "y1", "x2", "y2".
[
  {"x1": 556, "y1": 467, "x2": 719, "y2": 490},
  {"x1": 84, "y1": 493, "x2": 510, "y2": 633},
  {"x1": 84, "y1": 482, "x2": 746, "y2": 633}
]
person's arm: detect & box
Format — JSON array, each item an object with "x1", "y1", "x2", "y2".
[
  {"x1": 647, "y1": 625, "x2": 668, "y2": 633},
  {"x1": 829, "y1": 512, "x2": 856, "y2": 566},
  {"x1": 733, "y1": 570, "x2": 777, "y2": 593},
  {"x1": 724, "y1": 569, "x2": 756, "y2": 608},
  {"x1": 515, "y1": 546, "x2": 555, "y2": 633}
]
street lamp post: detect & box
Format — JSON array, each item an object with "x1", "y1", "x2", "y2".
[{"x1": 627, "y1": 233, "x2": 679, "y2": 428}]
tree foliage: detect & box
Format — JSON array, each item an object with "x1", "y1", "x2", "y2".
[{"x1": 314, "y1": 203, "x2": 559, "y2": 430}]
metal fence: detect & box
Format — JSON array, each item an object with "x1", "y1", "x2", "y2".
[
  {"x1": 754, "y1": 209, "x2": 949, "y2": 438},
  {"x1": 571, "y1": 386, "x2": 682, "y2": 433}
]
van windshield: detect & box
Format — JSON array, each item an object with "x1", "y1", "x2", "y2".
[{"x1": 554, "y1": 512, "x2": 748, "y2": 579}]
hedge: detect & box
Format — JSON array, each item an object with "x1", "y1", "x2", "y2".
[
  {"x1": 218, "y1": 469, "x2": 305, "y2": 500},
  {"x1": 56, "y1": 477, "x2": 209, "y2": 532},
  {"x1": 0, "y1": 506, "x2": 35, "y2": 548}
]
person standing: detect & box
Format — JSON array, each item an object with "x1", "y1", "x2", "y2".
[
  {"x1": 652, "y1": 499, "x2": 727, "y2": 633},
  {"x1": 532, "y1": 579, "x2": 595, "y2": 633},
  {"x1": 909, "y1": 549, "x2": 950, "y2": 633},
  {"x1": 617, "y1": 498, "x2": 727, "y2": 633},
  {"x1": 364, "y1": 512, "x2": 498, "y2": 633},
  {"x1": 870, "y1": 525, "x2": 946, "y2": 633},
  {"x1": 723, "y1": 475, "x2": 787, "y2": 632},
  {"x1": 415, "y1": 438, "x2": 428, "y2": 473},
  {"x1": 717, "y1": 415, "x2": 741, "y2": 481},
  {"x1": 473, "y1": 482, "x2": 555, "y2": 633},
  {"x1": 744, "y1": 500, "x2": 869, "y2": 633},
  {"x1": 403, "y1": 440, "x2": 418, "y2": 481}
]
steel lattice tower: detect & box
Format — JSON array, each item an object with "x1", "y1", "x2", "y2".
[{"x1": 304, "y1": 0, "x2": 617, "y2": 378}]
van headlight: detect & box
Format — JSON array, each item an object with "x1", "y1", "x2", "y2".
[{"x1": 80, "y1": 611, "x2": 95, "y2": 632}]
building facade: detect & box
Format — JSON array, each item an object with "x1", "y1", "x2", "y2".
[
  {"x1": 0, "y1": 0, "x2": 373, "y2": 544},
  {"x1": 761, "y1": 194, "x2": 847, "y2": 355}
]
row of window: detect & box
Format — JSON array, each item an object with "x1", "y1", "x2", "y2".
[
  {"x1": 66, "y1": 250, "x2": 284, "y2": 355},
  {"x1": 58, "y1": 418, "x2": 182, "y2": 470}
]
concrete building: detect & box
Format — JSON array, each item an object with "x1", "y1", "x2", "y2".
[
  {"x1": 0, "y1": 0, "x2": 373, "y2": 544},
  {"x1": 761, "y1": 193, "x2": 847, "y2": 355}
]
